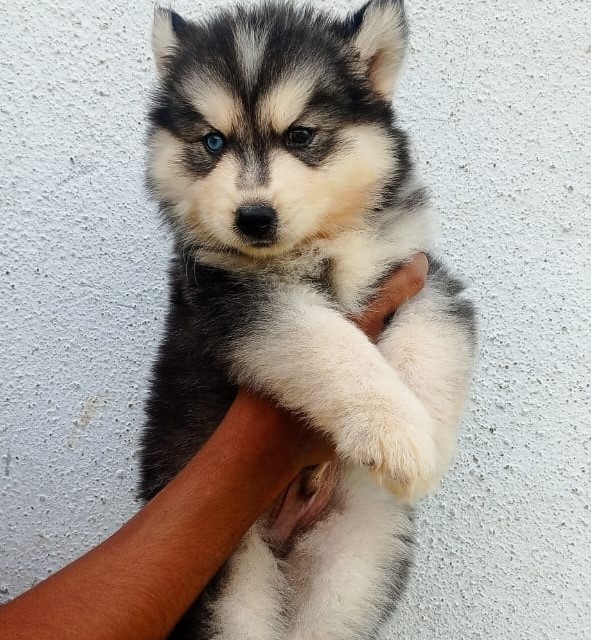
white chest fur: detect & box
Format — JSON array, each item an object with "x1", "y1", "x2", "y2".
[{"x1": 324, "y1": 204, "x2": 436, "y2": 313}]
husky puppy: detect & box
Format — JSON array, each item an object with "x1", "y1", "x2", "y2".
[{"x1": 139, "y1": 1, "x2": 476, "y2": 638}]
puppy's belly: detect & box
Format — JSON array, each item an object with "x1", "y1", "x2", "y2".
[{"x1": 267, "y1": 462, "x2": 341, "y2": 550}]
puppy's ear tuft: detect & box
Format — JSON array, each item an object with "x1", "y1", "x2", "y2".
[
  {"x1": 152, "y1": 7, "x2": 188, "y2": 77},
  {"x1": 345, "y1": 0, "x2": 408, "y2": 100}
]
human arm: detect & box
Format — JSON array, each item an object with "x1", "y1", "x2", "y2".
[{"x1": 0, "y1": 254, "x2": 428, "y2": 640}]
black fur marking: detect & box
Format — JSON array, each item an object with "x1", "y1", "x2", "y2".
[
  {"x1": 377, "y1": 124, "x2": 412, "y2": 209},
  {"x1": 138, "y1": 254, "x2": 270, "y2": 502},
  {"x1": 182, "y1": 143, "x2": 222, "y2": 179},
  {"x1": 168, "y1": 569, "x2": 225, "y2": 640},
  {"x1": 399, "y1": 186, "x2": 430, "y2": 212},
  {"x1": 369, "y1": 508, "x2": 416, "y2": 639},
  {"x1": 150, "y1": 91, "x2": 205, "y2": 142},
  {"x1": 427, "y1": 254, "x2": 478, "y2": 341},
  {"x1": 169, "y1": 10, "x2": 188, "y2": 37},
  {"x1": 234, "y1": 133, "x2": 271, "y2": 187}
]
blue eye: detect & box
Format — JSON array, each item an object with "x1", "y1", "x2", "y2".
[{"x1": 203, "y1": 132, "x2": 225, "y2": 155}]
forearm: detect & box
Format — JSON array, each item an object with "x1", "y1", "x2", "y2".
[{"x1": 0, "y1": 393, "x2": 302, "y2": 640}]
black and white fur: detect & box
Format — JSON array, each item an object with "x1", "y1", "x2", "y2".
[{"x1": 139, "y1": 2, "x2": 476, "y2": 638}]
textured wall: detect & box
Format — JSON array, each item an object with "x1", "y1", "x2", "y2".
[{"x1": 1, "y1": 0, "x2": 589, "y2": 637}]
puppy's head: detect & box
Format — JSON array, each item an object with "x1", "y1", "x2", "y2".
[{"x1": 147, "y1": 1, "x2": 409, "y2": 257}]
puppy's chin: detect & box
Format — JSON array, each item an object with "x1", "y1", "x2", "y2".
[
  {"x1": 238, "y1": 239, "x2": 296, "y2": 259},
  {"x1": 236, "y1": 227, "x2": 332, "y2": 259},
  {"x1": 229, "y1": 227, "x2": 310, "y2": 259},
  {"x1": 232, "y1": 223, "x2": 353, "y2": 259},
  {"x1": 189, "y1": 231, "x2": 297, "y2": 260}
]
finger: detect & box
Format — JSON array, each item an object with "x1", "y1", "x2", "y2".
[
  {"x1": 374, "y1": 252, "x2": 428, "y2": 315},
  {"x1": 354, "y1": 253, "x2": 428, "y2": 341}
]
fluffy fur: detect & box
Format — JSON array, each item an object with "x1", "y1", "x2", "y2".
[{"x1": 139, "y1": 2, "x2": 476, "y2": 638}]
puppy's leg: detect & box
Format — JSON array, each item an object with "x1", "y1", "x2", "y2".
[
  {"x1": 376, "y1": 261, "x2": 476, "y2": 501},
  {"x1": 229, "y1": 286, "x2": 438, "y2": 494},
  {"x1": 285, "y1": 468, "x2": 414, "y2": 640},
  {"x1": 208, "y1": 524, "x2": 288, "y2": 640}
]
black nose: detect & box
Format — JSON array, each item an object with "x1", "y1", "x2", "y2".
[{"x1": 236, "y1": 205, "x2": 277, "y2": 241}]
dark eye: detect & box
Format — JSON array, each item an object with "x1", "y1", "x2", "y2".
[
  {"x1": 202, "y1": 132, "x2": 225, "y2": 155},
  {"x1": 285, "y1": 127, "x2": 315, "y2": 148}
]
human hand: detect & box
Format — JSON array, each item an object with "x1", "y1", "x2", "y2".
[{"x1": 354, "y1": 253, "x2": 429, "y2": 342}]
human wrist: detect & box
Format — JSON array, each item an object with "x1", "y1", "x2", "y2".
[{"x1": 211, "y1": 389, "x2": 303, "y2": 485}]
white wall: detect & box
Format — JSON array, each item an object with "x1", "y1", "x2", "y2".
[{"x1": 1, "y1": 1, "x2": 589, "y2": 637}]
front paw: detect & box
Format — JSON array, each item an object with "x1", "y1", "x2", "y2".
[{"x1": 337, "y1": 399, "x2": 439, "y2": 502}]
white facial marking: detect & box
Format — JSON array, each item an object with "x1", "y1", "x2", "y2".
[
  {"x1": 258, "y1": 71, "x2": 318, "y2": 132},
  {"x1": 148, "y1": 128, "x2": 188, "y2": 205},
  {"x1": 234, "y1": 25, "x2": 268, "y2": 89},
  {"x1": 181, "y1": 78, "x2": 241, "y2": 133}
]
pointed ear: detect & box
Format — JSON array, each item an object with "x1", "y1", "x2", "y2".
[
  {"x1": 152, "y1": 7, "x2": 189, "y2": 77},
  {"x1": 346, "y1": 0, "x2": 408, "y2": 100}
]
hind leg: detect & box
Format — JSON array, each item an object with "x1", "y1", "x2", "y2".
[
  {"x1": 285, "y1": 468, "x2": 414, "y2": 640},
  {"x1": 207, "y1": 523, "x2": 288, "y2": 640}
]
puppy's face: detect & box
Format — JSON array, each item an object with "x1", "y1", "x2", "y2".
[{"x1": 148, "y1": 1, "x2": 409, "y2": 257}]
